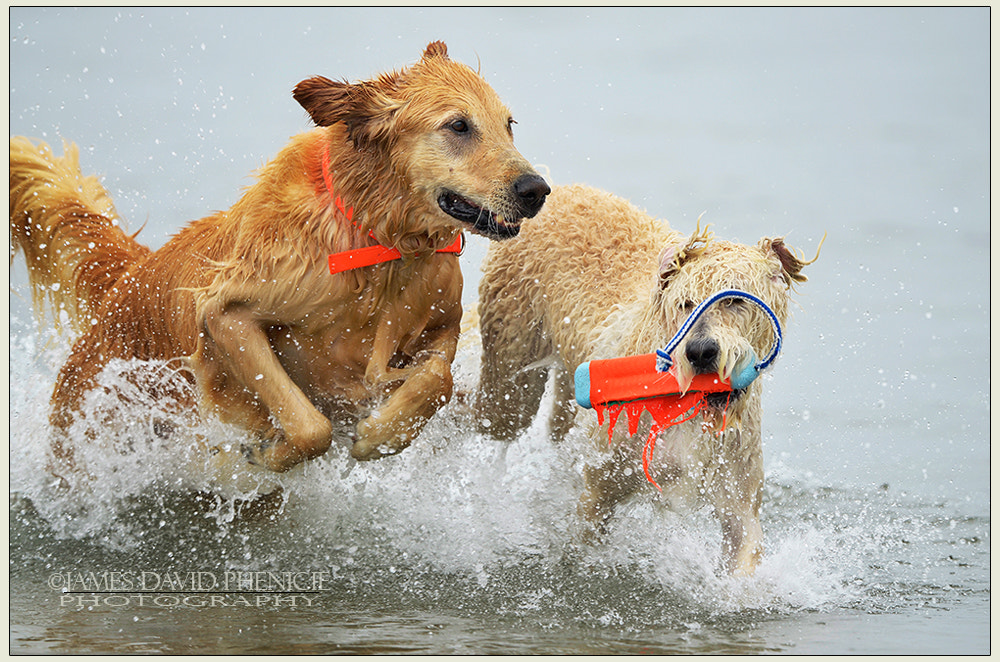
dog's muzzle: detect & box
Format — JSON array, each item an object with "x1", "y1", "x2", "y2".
[
  {"x1": 683, "y1": 336, "x2": 748, "y2": 408},
  {"x1": 512, "y1": 173, "x2": 550, "y2": 217},
  {"x1": 437, "y1": 174, "x2": 550, "y2": 240},
  {"x1": 685, "y1": 336, "x2": 721, "y2": 375},
  {"x1": 656, "y1": 289, "x2": 783, "y2": 385}
]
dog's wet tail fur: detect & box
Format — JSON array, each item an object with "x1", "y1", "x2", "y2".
[{"x1": 10, "y1": 137, "x2": 150, "y2": 333}]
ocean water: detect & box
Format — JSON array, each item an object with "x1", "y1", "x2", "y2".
[{"x1": 8, "y1": 7, "x2": 990, "y2": 654}]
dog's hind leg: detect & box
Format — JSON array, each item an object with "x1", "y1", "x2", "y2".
[
  {"x1": 577, "y1": 438, "x2": 646, "y2": 537},
  {"x1": 477, "y1": 313, "x2": 551, "y2": 441},
  {"x1": 548, "y1": 366, "x2": 579, "y2": 441},
  {"x1": 48, "y1": 329, "x2": 112, "y2": 433}
]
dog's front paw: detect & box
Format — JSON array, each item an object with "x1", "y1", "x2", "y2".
[
  {"x1": 240, "y1": 432, "x2": 302, "y2": 473},
  {"x1": 351, "y1": 415, "x2": 408, "y2": 461},
  {"x1": 240, "y1": 414, "x2": 333, "y2": 472},
  {"x1": 241, "y1": 436, "x2": 276, "y2": 468},
  {"x1": 350, "y1": 439, "x2": 400, "y2": 461}
]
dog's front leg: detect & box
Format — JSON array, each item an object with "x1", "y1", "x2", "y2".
[
  {"x1": 712, "y1": 429, "x2": 765, "y2": 575},
  {"x1": 719, "y1": 510, "x2": 763, "y2": 576},
  {"x1": 199, "y1": 301, "x2": 332, "y2": 472},
  {"x1": 351, "y1": 320, "x2": 459, "y2": 460}
]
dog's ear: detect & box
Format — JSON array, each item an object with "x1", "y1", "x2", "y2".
[
  {"x1": 293, "y1": 75, "x2": 403, "y2": 149},
  {"x1": 658, "y1": 224, "x2": 713, "y2": 288},
  {"x1": 759, "y1": 235, "x2": 823, "y2": 286},
  {"x1": 657, "y1": 244, "x2": 683, "y2": 286},
  {"x1": 293, "y1": 44, "x2": 447, "y2": 144},
  {"x1": 422, "y1": 40, "x2": 449, "y2": 60}
]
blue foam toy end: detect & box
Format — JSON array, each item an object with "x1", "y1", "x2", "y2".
[
  {"x1": 574, "y1": 361, "x2": 592, "y2": 409},
  {"x1": 730, "y1": 358, "x2": 760, "y2": 390}
]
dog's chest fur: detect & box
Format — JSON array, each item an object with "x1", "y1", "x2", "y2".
[{"x1": 267, "y1": 255, "x2": 462, "y2": 409}]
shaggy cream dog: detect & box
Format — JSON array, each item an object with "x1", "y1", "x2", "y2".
[{"x1": 477, "y1": 184, "x2": 818, "y2": 574}]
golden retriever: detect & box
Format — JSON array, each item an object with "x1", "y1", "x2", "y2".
[{"x1": 10, "y1": 41, "x2": 549, "y2": 474}]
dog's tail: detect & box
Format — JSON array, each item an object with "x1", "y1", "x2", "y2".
[{"x1": 10, "y1": 137, "x2": 151, "y2": 334}]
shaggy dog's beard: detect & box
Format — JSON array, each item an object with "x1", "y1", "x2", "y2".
[{"x1": 673, "y1": 339, "x2": 756, "y2": 433}]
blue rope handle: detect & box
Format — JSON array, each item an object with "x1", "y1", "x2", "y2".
[{"x1": 654, "y1": 289, "x2": 783, "y2": 374}]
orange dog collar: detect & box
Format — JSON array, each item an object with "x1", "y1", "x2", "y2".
[
  {"x1": 320, "y1": 144, "x2": 463, "y2": 275},
  {"x1": 328, "y1": 234, "x2": 464, "y2": 275}
]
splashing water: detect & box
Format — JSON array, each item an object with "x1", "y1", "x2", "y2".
[{"x1": 8, "y1": 312, "x2": 986, "y2": 653}]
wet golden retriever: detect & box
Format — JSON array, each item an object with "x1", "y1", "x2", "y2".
[{"x1": 10, "y1": 41, "x2": 549, "y2": 474}]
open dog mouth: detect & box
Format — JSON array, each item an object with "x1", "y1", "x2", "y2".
[
  {"x1": 437, "y1": 190, "x2": 521, "y2": 239},
  {"x1": 696, "y1": 387, "x2": 746, "y2": 432},
  {"x1": 705, "y1": 388, "x2": 744, "y2": 410}
]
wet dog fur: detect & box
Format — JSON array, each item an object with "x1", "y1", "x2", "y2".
[
  {"x1": 10, "y1": 41, "x2": 549, "y2": 475},
  {"x1": 477, "y1": 184, "x2": 817, "y2": 575}
]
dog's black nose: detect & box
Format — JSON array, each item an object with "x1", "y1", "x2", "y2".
[
  {"x1": 685, "y1": 337, "x2": 720, "y2": 374},
  {"x1": 513, "y1": 174, "x2": 550, "y2": 216}
]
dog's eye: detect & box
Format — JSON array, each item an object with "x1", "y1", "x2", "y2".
[
  {"x1": 680, "y1": 300, "x2": 696, "y2": 313},
  {"x1": 507, "y1": 117, "x2": 516, "y2": 135},
  {"x1": 447, "y1": 119, "x2": 470, "y2": 134},
  {"x1": 723, "y1": 297, "x2": 745, "y2": 309}
]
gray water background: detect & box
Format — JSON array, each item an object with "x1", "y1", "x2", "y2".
[{"x1": 8, "y1": 7, "x2": 990, "y2": 654}]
